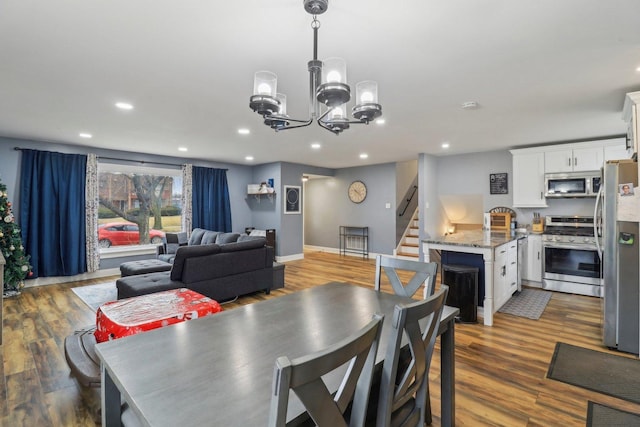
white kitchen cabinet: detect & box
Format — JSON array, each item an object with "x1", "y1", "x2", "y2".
[
  {"x1": 510, "y1": 149, "x2": 547, "y2": 208},
  {"x1": 603, "y1": 138, "x2": 630, "y2": 161},
  {"x1": 544, "y1": 145, "x2": 602, "y2": 173},
  {"x1": 493, "y1": 242, "x2": 518, "y2": 309},
  {"x1": 623, "y1": 91, "x2": 640, "y2": 155},
  {"x1": 523, "y1": 234, "x2": 542, "y2": 283},
  {"x1": 506, "y1": 240, "x2": 518, "y2": 296}
]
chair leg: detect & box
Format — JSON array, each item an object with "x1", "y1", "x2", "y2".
[{"x1": 425, "y1": 383, "x2": 432, "y2": 426}]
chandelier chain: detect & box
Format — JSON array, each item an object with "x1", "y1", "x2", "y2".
[{"x1": 311, "y1": 16, "x2": 320, "y2": 30}]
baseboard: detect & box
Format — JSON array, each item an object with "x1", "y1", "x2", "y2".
[
  {"x1": 24, "y1": 268, "x2": 120, "y2": 288},
  {"x1": 276, "y1": 253, "x2": 304, "y2": 263},
  {"x1": 304, "y1": 245, "x2": 384, "y2": 260}
]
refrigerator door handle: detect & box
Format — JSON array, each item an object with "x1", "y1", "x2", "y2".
[{"x1": 594, "y1": 185, "x2": 603, "y2": 260}]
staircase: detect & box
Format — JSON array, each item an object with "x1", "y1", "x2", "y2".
[{"x1": 396, "y1": 210, "x2": 419, "y2": 259}]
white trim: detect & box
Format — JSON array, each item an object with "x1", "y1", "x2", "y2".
[
  {"x1": 276, "y1": 253, "x2": 304, "y2": 262},
  {"x1": 99, "y1": 245, "x2": 157, "y2": 259},
  {"x1": 25, "y1": 267, "x2": 120, "y2": 287},
  {"x1": 303, "y1": 245, "x2": 384, "y2": 260}
]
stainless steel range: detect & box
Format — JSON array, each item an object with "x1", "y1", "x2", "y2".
[{"x1": 542, "y1": 216, "x2": 602, "y2": 297}]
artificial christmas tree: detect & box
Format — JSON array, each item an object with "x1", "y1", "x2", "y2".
[{"x1": 0, "y1": 179, "x2": 32, "y2": 297}]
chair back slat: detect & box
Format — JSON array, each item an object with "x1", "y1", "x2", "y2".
[
  {"x1": 376, "y1": 286, "x2": 448, "y2": 427},
  {"x1": 268, "y1": 313, "x2": 385, "y2": 427},
  {"x1": 374, "y1": 255, "x2": 437, "y2": 298}
]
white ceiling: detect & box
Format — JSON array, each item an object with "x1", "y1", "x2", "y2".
[{"x1": 1, "y1": 1, "x2": 639, "y2": 169}]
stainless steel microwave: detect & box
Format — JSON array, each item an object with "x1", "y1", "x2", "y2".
[{"x1": 544, "y1": 172, "x2": 600, "y2": 198}]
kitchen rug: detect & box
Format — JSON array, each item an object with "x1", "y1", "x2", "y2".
[
  {"x1": 586, "y1": 401, "x2": 640, "y2": 427},
  {"x1": 72, "y1": 282, "x2": 117, "y2": 311},
  {"x1": 547, "y1": 342, "x2": 640, "y2": 404},
  {"x1": 497, "y1": 287, "x2": 551, "y2": 319}
]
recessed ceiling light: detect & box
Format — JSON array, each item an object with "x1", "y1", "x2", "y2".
[
  {"x1": 442, "y1": 142, "x2": 450, "y2": 149},
  {"x1": 79, "y1": 133, "x2": 92, "y2": 139},
  {"x1": 178, "y1": 147, "x2": 188, "y2": 152},
  {"x1": 636, "y1": 66, "x2": 640, "y2": 72},
  {"x1": 115, "y1": 102, "x2": 134, "y2": 110},
  {"x1": 238, "y1": 128, "x2": 250, "y2": 135},
  {"x1": 311, "y1": 143, "x2": 321, "y2": 149},
  {"x1": 359, "y1": 153, "x2": 368, "y2": 159},
  {"x1": 245, "y1": 155, "x2": 254, "y2": 161},
  {"x1": 375, "y1": 118, "x2": 385, "y2": 125}
]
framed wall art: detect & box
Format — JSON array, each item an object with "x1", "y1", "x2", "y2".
[
  {"x1": 489, "y1": 173, "x2": 508, "y2": 195},
  {"x1": 284, "y1": 185, "x2": 301, "y2": 214}
]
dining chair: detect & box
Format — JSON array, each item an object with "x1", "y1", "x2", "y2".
[
  {"x1": 375, "y1": 286, "x2": 448, "y2": 427},
  {"x1": 268, "y1": 313, "x2": 385, "y2": 427},
  {"x1": 374, "y1": 255, "x2": 438, "y2": 301}
]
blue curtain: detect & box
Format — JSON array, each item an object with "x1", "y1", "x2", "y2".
[
  {"x1": 20, "y1": 149, "x2": 87, "y2": 277},
  {"x1": 192, "y1": 166, "x2": 232, "y2": 232}
]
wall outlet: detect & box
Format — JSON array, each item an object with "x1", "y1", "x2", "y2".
[{"x1": 385, "y1": 203, "x2": 391, "y2": 209}]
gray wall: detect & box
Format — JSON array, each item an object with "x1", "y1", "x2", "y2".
[
  {"x1": 304, "y1": 162, "x2": 397, "y2": 255},
  {"x1": 426, "y1": 148, "x2": 598, "y2": 232}
]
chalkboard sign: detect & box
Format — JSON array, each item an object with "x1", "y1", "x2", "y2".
[{"x1": 489, "y1": 173, "x2": 508, "y2": 194}]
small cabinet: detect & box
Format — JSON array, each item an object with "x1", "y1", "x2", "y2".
[
  {"x1": 493, "y1": 241, "x2": 518, "y2": 309},
  {"x1": 623, "y1": 91, "x2": 640, "y2": 155},
  {"x1": 544, "y1": 146, "x2": 602, "y2": 173},
  {"x1": 510, "y1": 149, "x2": 547, "y2": 208},
  {"x1": 523, "y1": 234, "x2": 542, "y2": 283},
  {"x1": 604, "y1": 138, "x2": 630, "y2": 161}
]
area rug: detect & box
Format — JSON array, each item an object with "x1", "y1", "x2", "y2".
[
  {"x1": 586, "y1": 401, "x2": 640, "y2": 426},
  {"x1": 547, "y1": 342, "x2": 640, "y2": 404},
  {"x1": 72, "y1": 282, "x2": 117, "y2": 311},
  {"x1": 497, "y1": 287, "x2": 552, "y2": 319}
]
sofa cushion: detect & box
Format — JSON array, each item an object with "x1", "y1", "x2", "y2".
[
  {"x1": 188, "y1": 228, "x2": 207, "y2": 246},
  {"x1": 201, "y1": 231, "x2": 221, "y2": 245},
  {"x1": 220, "y1": 237, "x2": 266, "y2": 252},
  {"x1": 181, "y1": 247, "x2": 269, "y2": 283},
  {"x1": 171, "y1": 244, "x2": 221, "y2": 281},
  {"x1": 215, "y1": 232, "x2": 240, "y2": 244},
  {"x1": 237, "y1": 235, "x2": 266, "y2": 243}
]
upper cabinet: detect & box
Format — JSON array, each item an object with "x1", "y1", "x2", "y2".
[
  {"x1": 544, "y1": 146, "x2": 601, "y2": 172},
  {"x1": 510, "y1": 148, "x2": 547, "y2": 208},
  {"x1": 544, "y1": 138, "x2": 627, "y2": 174},
  {"x1": 511, "y1": 138, "x2": 626, "y2": 208},
  {"x1": 622, "y1": 91, "x2": 640, "y2": 155}
]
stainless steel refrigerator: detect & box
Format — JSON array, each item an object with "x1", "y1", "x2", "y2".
[{"x1": 596, "y1": 161, "x2": 639, "y2": 354}]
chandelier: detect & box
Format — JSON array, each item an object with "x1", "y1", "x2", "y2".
[{"x1": 249, "y1": 0, "x2": 382, "y2": 135}]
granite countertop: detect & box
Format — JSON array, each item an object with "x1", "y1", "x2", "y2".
[{"x1": 423, "y1": 230, "x2": 524, "y2": 249}]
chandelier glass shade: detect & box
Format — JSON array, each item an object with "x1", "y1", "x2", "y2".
[{"x1": 248, "y1": 0, "x2": 382, "y2": 135}]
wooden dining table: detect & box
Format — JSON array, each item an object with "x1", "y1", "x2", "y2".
[{"x1": 96, "y1": 282, "x2": 459, "y2": 426}]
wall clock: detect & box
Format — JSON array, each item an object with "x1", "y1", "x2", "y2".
[{"x1": 348, "y1": 180, "x2": 367, "y2": 203}]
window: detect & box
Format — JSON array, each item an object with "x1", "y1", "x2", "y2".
[{"x1": 98, "y1": 162, "x2": 182, "y2": 249}]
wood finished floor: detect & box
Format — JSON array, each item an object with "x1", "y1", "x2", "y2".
[{"x1": 1, "y1": 250, "x2": 639, "y2": 426}]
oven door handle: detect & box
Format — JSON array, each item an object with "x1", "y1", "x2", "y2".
[{"x1": 543, "y1": 243, "x2": 597, "y2": 251}]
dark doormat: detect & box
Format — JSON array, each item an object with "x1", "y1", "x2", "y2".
[
  {"x1": 547, "y1": 342, "x2": 640, "y2": 404},
  {"x1": 587, "y1": 401, "x2": 640, "y2": 427}
]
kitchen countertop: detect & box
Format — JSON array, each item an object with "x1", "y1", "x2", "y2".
[{"x1": 423, "y1": 230, "x2": 524, "y2": 249}]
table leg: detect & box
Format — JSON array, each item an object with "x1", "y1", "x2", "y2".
[
  {"x1": 101, "y1": 364, "x2": 121, "y2": 427},
  {"x1": 440, "y1": 319, "x2": 455, "y2": 427}
]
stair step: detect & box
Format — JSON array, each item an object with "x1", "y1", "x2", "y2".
[
  {"x1": 400, "y1": 245, "x2": 419, "y2": 255},
  {"x1": 402, "y1": 242, "x2": 419, "y2": 247},
  {"x1": 397, "y1": 251, "x2": 419, "y2": 259}
]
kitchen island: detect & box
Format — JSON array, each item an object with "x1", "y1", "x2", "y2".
[{"x1": 423, "y1": 230, "x2": 522, "y2": 326}]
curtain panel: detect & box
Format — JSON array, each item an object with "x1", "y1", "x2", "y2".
[
  {"x1": 191, "y1": 166, "x2": 232, "y2": 232},
  {"x1": 85, "y1": 154, "x2": 100, "y2": 272},
  {"x1": 19, "y1": 149, "x2": 87, "y2": 277},
  {"x1": 181, "y1": 163, "x2": 193, "y2": 237}
]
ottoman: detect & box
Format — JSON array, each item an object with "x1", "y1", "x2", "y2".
[
  {"x1": 94, "y1": 288, "x2": 222, "y2": 342},
  {"x1": 120, "y1": 259, "x2": 172, "y2": 277},
  {"x1": 273, "y1": 262, "x2": 285, "y2": 290}
]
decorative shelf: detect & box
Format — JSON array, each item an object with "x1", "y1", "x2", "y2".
[{"x1": 247, "y1": 192, "x2": 276, "y2": 202}]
